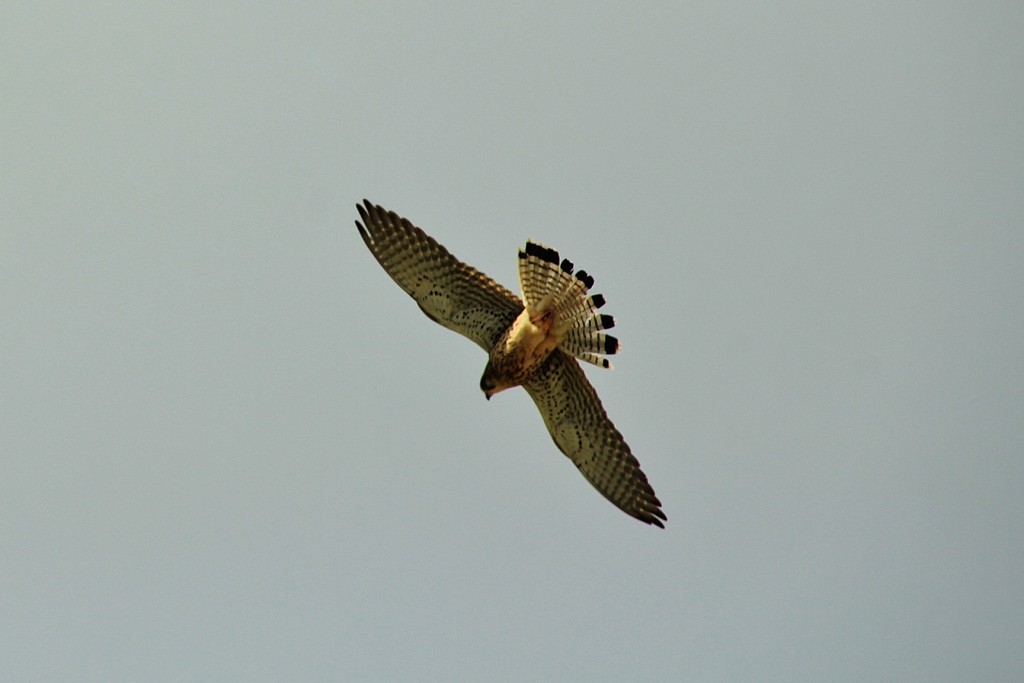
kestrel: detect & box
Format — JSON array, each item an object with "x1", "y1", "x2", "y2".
[{"x1": 356, "y1": 200, "x2": 666, "y2": 527}]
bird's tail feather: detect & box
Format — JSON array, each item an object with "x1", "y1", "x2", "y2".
[{"x1": 518, "y1": 241, "x2": 619, "y2": 369}]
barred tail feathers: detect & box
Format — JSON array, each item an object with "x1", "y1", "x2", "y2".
[
  {"x1": 517, "y1": 241, "x2": 619, "y2": 369},
  {"x1": 518, "y1": 241, "x2": 571, "y2": 314}
]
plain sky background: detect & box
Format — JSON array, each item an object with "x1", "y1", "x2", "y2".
[{"x1": 3, "y1": 2, "x2": 1022, "y2": 681}]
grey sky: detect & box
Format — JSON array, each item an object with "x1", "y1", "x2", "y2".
[{"x1": 3, "y1": 2, "x2": 1022, "y2": 680}]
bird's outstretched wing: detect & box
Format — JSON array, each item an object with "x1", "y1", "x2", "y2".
[
  {"x1": 356, "y1": 200, "x2": 523, "y2": 351},
  {"x1": 524, "y1": 350, "x2": 667, "y2": 527}
]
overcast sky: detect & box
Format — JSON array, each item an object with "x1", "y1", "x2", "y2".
[{"x1": 3, "y1": 2, "x2": 1022, "y2": 681}]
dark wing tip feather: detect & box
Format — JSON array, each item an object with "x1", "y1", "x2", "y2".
[
  {"x1": 634, "y1": 501, "x2": 667, "y2": 527},
  {"x1": 357, "y1": 200, "x2": 405, "y2": 235},
  {"x1": 356, "y1": 199, "x2": 373, "y2": 225},
  {"x1": 355, "y1": 202, "x2": 371, "y2": 242}
]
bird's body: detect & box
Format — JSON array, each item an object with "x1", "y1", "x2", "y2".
[
  {"x1": 481, "y1": 306, "x2": 559, "y2": 396},
  {"x1": 355, "y1": 200, "x2": 666, "y2": 527}
]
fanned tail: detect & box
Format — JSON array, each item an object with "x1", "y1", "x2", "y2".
[{"x1": 518, "y1": 241, "x2": 619, "y2": 369}]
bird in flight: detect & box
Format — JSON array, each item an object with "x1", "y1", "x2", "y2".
[{"x1": 355, "y1": 200, "x2": 666, "y2": 527}]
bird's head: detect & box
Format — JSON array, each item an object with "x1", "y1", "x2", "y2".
[{"x1": 480, "y1": 361, "x2": 511, "y2": 401}]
